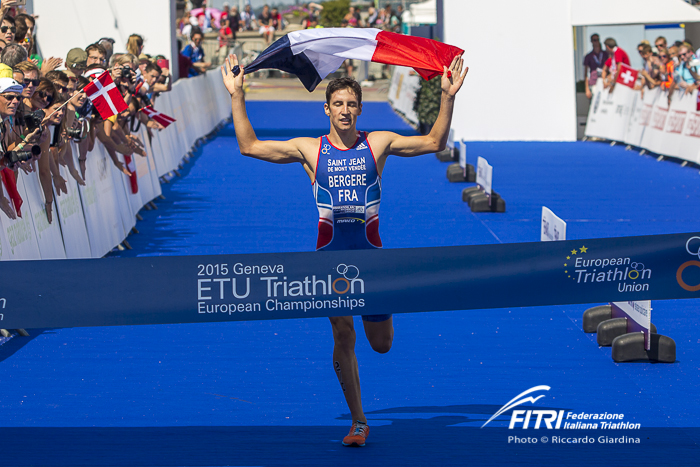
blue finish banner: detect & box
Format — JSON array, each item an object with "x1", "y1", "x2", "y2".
[{"x1": 2, "y1": 233, "x2": 700, "y2": 329}]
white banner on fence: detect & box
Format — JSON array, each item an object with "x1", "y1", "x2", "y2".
[
  {"x1": 22, "y1": 170, "x2": 66, "y2": 260},
  {"x1": 57, "y1": 153, "x2": 92, "y2": 258},
  {"x1": 78, "y1": 145, "x2": 127, "y2": 258},
  {"x1": 541, "y1": 207, "x2": 567, "y2": 242},
  {"x1": 0, "y1": 68, "x2": 229, "y2": 261},
  {"x1": 0, "y1": 179, "x2": 42, "y2": 260},
  {"x1": 387, "y1": 66, "x2": 420, "y2": 125},
  {"x1": 585, "y1": 81, "x2": 700, "y2": 164}
]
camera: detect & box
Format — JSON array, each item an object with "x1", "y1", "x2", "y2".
[
  {"x1": 67, "y1": 118, "x2": 90, "y2": 141},
  {"x1": 3, "y1": 145, "x2": 41, "y2": 169},
  {"x1": 24, "y1": 109, "x2": 45, "y2": 134},
  {"x1": 121, "y1": 66, "x2": 135, "y2": 81}
]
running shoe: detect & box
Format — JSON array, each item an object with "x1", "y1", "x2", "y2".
[{"x1": 342, "y1": 421, "x2": 369, "y2": 447}]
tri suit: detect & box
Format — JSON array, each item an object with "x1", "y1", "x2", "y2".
[{"x1": 313, "y1": 131, "x2": 390, "y2": 322}]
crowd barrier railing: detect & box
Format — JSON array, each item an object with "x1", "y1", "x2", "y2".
[
  {"x1": 0, "y1": 68, "x2": 231, "y2": 261},
  {"x1": 584, "y1": 80, "x2": 700, "y2": 164}
]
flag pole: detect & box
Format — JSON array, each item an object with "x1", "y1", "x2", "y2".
[{"x1": 41, "y1": 91, "x2": 85, "y2": 123}]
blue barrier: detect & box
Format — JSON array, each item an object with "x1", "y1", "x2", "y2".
[{"x1": 2, "y1": 232, "x2": 700, "y2": 329}]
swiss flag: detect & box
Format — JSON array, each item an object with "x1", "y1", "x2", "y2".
[
  {"x1": 83, "y1": 71, "x2": 128, "y2": 120},
  {"x1": 140, "y1": 105, "x2": 176, "y2": 128},
  {"x1": 616, "y1": 64, "x2": 639, "y2": 89}
]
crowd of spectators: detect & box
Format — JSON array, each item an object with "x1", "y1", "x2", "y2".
[
  {"x1": 175, "y1": 2, "x2": 408, "y2": 79},
  {"x1": 0, "y1": 0, "x2": 173, "y2": 224},
  {"x1": 584, "y1": 32, "x2": 700, "y2": 101}
]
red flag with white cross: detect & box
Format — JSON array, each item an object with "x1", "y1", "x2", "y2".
[
  {"x1": 83, "y1": 71, "x2": 128, "y2": 120},
  {"x1": 616, "y1": 64, "x2": 639, "y2": 89},
  {"x1": 140, "y1": 105, "x2": 176, "y2": 128}
]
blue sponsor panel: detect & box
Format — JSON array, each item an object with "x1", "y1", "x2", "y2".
[{"x1": 2, "y1": 233, "x2": 700, "y2": 329}]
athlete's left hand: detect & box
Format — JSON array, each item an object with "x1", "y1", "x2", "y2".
[{"x1": 441, "y1": 55, "x2": 468, "y2": 98}]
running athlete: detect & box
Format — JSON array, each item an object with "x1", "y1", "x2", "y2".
[{"x1": 221, "y1": 53, "x2": 467, "y2": 446}]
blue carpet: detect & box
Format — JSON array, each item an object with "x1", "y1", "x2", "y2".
[{"x1": 2, "y1": 101, "x2": 699, "y2": 466}]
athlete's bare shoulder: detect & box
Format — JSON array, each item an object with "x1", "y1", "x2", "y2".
[
  {"x1": 366, "y1": 131, "x2": 399, "y2": 158},
  {"x1": 288, "y1": 136, "x2": 322, "y2": 181},
  {"x1": 291, "y1": 136, "x2": 321, "y2": 157}
]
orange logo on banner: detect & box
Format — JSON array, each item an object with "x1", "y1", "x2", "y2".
[{"x1": 677, "y1": 260, "x2": 700, "y2": 291}]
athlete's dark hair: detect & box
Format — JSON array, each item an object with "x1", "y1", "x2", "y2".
[{"x1": 325, "y1": 77, "x2": 362, "y2": 105}]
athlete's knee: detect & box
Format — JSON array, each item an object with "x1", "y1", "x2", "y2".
[
  {"x1": 330, "y1": 316, "x2": 356, "y2": 347},
  {"x1": 369, "y1": 331, "x2": 393, "y2": 354}
]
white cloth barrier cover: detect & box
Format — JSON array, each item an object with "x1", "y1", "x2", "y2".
[
  {"x1": 0, "y1": 180, "x2": 42, "y2": 260},
  {"x1": 585, "y1": 82, "x2": 700, "y2": 164},
  {"x1": 0, "y1": 68, "x2": 229, "y2": 260},
  {"x1": 56, "y1": 155, "x2": 92, "y2": 259},
  {"x1": 78, "y1": 144, "x2": 127, "y2": 257},
  {"x1": 387, "y1": 66, "x2": 420, "y2": 125},
  {"x1": 22, "y1": 170, "x2": 66, "y2": 260}
]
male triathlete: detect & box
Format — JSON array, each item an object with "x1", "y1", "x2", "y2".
[{"x1": 221, "y1": 53, "x2": 467, "y2": 446}]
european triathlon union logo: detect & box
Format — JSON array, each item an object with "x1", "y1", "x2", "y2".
[{"x1": 564, "y1": 245, "x2": 652, "y2": 293}]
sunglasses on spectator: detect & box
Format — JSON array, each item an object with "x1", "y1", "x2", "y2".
[
  {"x1": 55, "y1": 84, "x2": 68, "y2": 93},
  {"x1": 591, "y1": 38, "x2": 599, "y2": 42},
  {"x1": 0, "y1": 26, "x2": 16, "y2": 34},
  {"x1": 37, "y1": 91, "x2": 53, "y2": 104},
  {"x1": 23, "y1": 78, "x2": 40, "y2": 87},
  {"x1": 0, "y1": 94, "x2": 22, "y2": 102}
]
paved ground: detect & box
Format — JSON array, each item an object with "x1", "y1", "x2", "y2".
[{"x1": 245, "y1": 77, "x2": 392, "y2": 102}]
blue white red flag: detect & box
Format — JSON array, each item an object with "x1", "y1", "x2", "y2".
[{"x1": 242, "y1": 28, "x2": 464, "y2": 91}]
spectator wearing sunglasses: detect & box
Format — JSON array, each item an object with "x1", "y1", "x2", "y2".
[
  {"x1": 0, "y1": 76, "x2": 24, "y2": 219},
  {"x1": 45, "y1": 70, "x2": 70, "y2": 98},
  {"x1": 29, "y1": 79, "x2": 67, "y2": 223},
  {"x1": 14, "y1": 60, "x2": 39, "y2": 102},
  {"x1": 1, "y1": 15, "x2": 15, "y2": 44},
  {"x1": 583, "y1": 34, "x2": 608, "y2": 99}
]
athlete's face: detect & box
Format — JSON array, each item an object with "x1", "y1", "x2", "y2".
[{"x1": 325, "y1": 88, "x2": 362, "y2": 132}]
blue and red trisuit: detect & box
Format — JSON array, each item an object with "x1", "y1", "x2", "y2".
[{"x1": 313, "y1": 132, "x2": 389, "y2": 322}]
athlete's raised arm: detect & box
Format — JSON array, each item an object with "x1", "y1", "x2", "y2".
[
  {"x1": 221, "y1": 54, "x2": 316, "y2": 167},
  {"x1": 369, "y1": 55, "x2": 468, "y2": 170}
]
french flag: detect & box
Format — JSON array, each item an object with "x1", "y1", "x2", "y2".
[{"x1": 242, "y1": 28, "x2": 464, "y2": 91}]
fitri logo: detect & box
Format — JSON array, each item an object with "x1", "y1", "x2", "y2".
[{"x1": 482, "y1": 386, "x2": 560, "y2": 429}]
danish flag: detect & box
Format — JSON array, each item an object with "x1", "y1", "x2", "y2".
[
  {"x1": 83, "y1": 71, "x2": 128, "y2": 119},
  {"x1": 616, "y1": 63, "x2": 638, "y2": 89},
  {"x1": 140, "y1": 105, "x2": 176, "y2": 128}
]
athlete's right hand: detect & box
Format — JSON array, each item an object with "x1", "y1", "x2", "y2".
[{"x1": 221, "y1": 54, "x2": 244, "y2": 96}]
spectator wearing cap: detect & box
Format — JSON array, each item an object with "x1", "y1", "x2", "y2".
[
  {"x1": 138, "y1": 53, "x2": 151, "y2": 74},
  {"x1": 64, "y1": 47, "x2": 87, "y2": 80},
  {"x1": 601, "y1": 37, "x2": 630, "y2": 88},
  {"x1": 181, "y1": 28, "x2": 210, "y2": 77},
  {"x1": 0, "y1": 76, "x2": 25, "y2": 219},
  {"x1": 86, "y1": 43, "x2": 107, "y2": 67}
]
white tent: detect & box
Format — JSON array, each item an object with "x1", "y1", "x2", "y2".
[
  {"x1": 571, "y1": 0, "x2": 700, "y2": 26},
  {"x1": 404, "y1": 0, "x2": 437, "y2": 25},
  {"x1": 444, "y1": 0, "x2": 700, "y2": 142}
]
